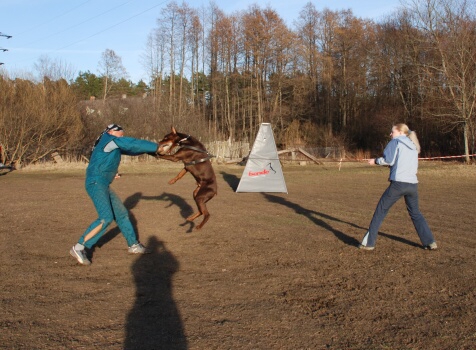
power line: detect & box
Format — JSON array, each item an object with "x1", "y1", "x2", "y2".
[
  {"x1": 55, "y1": 0, "x2": 169, "y2": 52},
  {"x1": 1, "y1": 32, "x2": 12, "y2": 64},
  {"x1": 2, "y1": 1, "x2": 170, "y2": 70},
  {"x1": 23, "y1": 1, "x2": 133, "y2": 47},
  {"x1": 16, "y1": 0, "x2": 93, "y2": 36}
]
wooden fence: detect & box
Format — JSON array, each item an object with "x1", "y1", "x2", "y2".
[{"x1": 205, "y1": 141, "x2": 250, "y2": 163}]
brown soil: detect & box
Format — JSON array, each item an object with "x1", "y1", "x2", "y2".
[{"x1": 1, "y1": 162, "x2": 475, "y2": 350}]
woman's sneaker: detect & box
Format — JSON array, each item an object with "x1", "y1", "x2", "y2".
[
  {"x1": 128, "y1": 243, "x2": 149, "y2": 254},
  {"x1": 424, "y1": 242, "x2": 438, "y2": 250},
  {"x1": 70, "y1": 246, "x2": 91, "y2": 265}
]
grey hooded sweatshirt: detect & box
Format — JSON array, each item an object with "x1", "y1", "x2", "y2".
[{"x1": 375, "y1": 135, "x2": 419, "y2": 184}]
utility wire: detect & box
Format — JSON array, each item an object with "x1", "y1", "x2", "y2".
[
  {"x1": 3, "y1": 1, "x2": 169, "y2": 68},
  {"x1": 23, "y1": 0, "x2": 133, "y2": 47},
  {"x1": 17, "y1": 0, "x2": 93, "y2": 36},
  {"x1": 55, "y1": 0, "x2": 169, "y2": 52}
]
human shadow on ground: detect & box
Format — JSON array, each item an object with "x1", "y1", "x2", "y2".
[
  {"x1": 262, "y1": 193, "x2": 360, "y2": 246},
  {"x1": 379, "y1": 232, "x2": 421, "y2": 248},
  {"x1": 261, "y1": 193, "x2": 421, "y2": 248},
  {"x1": 142, "y1": 192, "x2": 195, "y2": 233},
  {"x1": 124, "y1": 236, "x2": 187, "y2": 350}
]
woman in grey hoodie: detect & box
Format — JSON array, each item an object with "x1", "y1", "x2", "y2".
[{"x1": 359, "y1": 123, "x2": 437, "y2": 251}]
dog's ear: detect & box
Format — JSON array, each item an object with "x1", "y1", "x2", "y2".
[{"x1": 171, "y1": 126, "x2": 177, "y2": 134}]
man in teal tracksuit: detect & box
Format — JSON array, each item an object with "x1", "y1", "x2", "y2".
[{"x1": 70, "y1": 124, "x2": 158, "y2": 265}]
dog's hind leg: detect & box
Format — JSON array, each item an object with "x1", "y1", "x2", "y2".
[
  {"x1": 195, "y1": 211, "x2": 210, "y2": 230},
  {"x1": 186, "y1": 211, "x2": 202, "y2": 222},
  {"x1": 185, "y1": 197, "x2": 210, "y2": 230},
  {"x1": 194, "y1": 201, "x2": 209, "y2": 230},
  {"x1": 185, "y1": 184, "x2": 204, "y2": 223},
  {"x1": 193, "y1": 188, "x2": 216, "y2": 230}
]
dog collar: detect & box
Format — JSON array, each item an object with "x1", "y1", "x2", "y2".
[
  {"x1": 184, "y1": 155, "x2": 215, "y2": 166},
  {"x1": 178, "y1": 135, "x2": 191, "y2": 144}
]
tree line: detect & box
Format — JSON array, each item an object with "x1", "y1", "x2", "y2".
[{"x1": 1, "y1": 0, "x2": 475, "y2": 166}]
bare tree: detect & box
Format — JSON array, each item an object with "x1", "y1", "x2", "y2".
[
  {"x1": 159, "y1": 1, "x2": 181, "y2": 117},
  {"x1": 317, "y1": 9, "x2": 339, "y2": 137},
  {"x1": 142, "y1": 29, "x2": 166, "y2": 114},
  {"x1": 189, "y1": 10, "x2": 204, "y2": 114},
  {"x1": 0, "y1": 76, "x2": 82, "y2": 165},
  {"x1": 34, "y1": 55, "x2": 77, "y2": 82},
  {"x1": 407, "y1": 0, "x2": 476, "y2": 161},
  {"x1": 241, "y1": 6, "x2": 292, "y2": 140},
  {"x1": 175, "y1": 2, "x2": 196, "y2": 119},
  {"x1": 98, "y1": 49, "x2": 128, "y2": 100},
  {"x1": 333, "y1": 11, "x2": 371, "y2": 129},
  {"x1": 295, "y1": 2, "x2": 321, "y2": 122},
  {"x1": 134, "y1": 0, "x2": 473, "y2": 156}
]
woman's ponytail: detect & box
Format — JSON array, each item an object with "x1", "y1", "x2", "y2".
[{"x1": 408, "y1": 130, "x2": 421, "y2": 154}]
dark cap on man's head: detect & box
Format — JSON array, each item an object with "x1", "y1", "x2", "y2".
[{"x1": 106, "y1": 124, "x2": 123, "y2": 132}]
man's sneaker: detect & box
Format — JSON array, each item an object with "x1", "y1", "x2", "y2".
[
  {"x1": 70, "y1": 246, "x2": 91, "y2": 265},
  {"x1": 424, "y1": 242, "x2": 438, "y2": 250},
  {"x1": 358, "y1": 244, "x2": 375, "y2": 251},
  {"x1": 128, "y1": 243, "x2": 149, "y2": 254}
]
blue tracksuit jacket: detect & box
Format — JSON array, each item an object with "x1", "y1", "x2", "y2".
[
  {"x1": 375, "y1": 135, "x2": 419, "y2": 183},
  {"x1": 86, "y1": 133, "x2": 158, "y2": 185}
]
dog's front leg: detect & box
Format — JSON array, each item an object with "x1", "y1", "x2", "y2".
[
  {"x1": 158, "y1": 154, "x2": 180, "y2": 162},
  {"x1": 169, "y1": 168, "x2": 188, "y2": 185}
]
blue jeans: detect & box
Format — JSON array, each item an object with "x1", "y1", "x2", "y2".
[
  {"x1": 361, "y1": 181, "x2": 435, "y2": 247},
  {"x1": 79, "y1": 181, "x2": 138, "y2": 249}
]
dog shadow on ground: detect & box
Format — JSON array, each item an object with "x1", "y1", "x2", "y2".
[
  {"x1": 90, "y1": 190, "x2": 198, "y2": 261},
  {"x1": 95, "y1": 191, "x2": 196, "y2": 251},
  {"x1": 124, "y1": 235, "x2": 187, "y2": 350},
  {"x1": 94, "y1": 192, "x2": 144, "y2": 253},
  {"x1": 143, "y1": 192, "x2": 195, "y2": 233}
]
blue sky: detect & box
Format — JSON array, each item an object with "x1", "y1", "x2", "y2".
[{"x1": 0, "y1": 0, "x2": 402, "y2": 83}]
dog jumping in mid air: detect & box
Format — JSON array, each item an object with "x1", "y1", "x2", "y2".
[{"x1": 156, "y1": 127, "x2": 217, "y2": 230}]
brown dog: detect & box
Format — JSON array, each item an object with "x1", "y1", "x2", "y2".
[{"x1": 156, "y1": 127, "x2": 217, "y2": 230}]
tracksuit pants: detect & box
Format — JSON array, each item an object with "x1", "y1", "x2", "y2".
[
  {"x1": 361, "y1": 181, "x2": 435, "y2": 247},
  {"x1": 79, "y1": 181, "x2": 138, "y2": 249}
]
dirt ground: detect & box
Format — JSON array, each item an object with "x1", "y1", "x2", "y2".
[{"x1": 1, "y1": 161, "x2": 475, "y2": 350}]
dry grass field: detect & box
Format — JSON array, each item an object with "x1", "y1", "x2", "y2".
[{"x1": 1, "y1": 161, "x2": 475, "y2": 349}]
